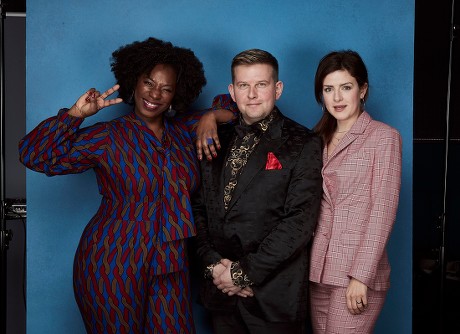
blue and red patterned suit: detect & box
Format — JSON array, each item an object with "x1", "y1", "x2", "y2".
[{"x1": 19, "y1": 108, "x2": 206, "y2": 333}]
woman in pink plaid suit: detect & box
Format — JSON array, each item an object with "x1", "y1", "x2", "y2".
[{"x1": 309, "y1": 50, "x2": 402, "y2": 333}]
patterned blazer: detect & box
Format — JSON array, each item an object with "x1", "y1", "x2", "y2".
[
  {"x1": 309, "y1": 111, "x2": 402, "y2": 291},
  {"x1": 193, "y1": 98, "x2": 323, "y2": 322}
]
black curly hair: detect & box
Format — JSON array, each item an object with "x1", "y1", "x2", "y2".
[{"x1": 110, "y1": 37, "x2": 207, "y2": 113}]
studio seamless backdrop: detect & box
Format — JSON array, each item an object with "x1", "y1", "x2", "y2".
[{"x1": 26, "y1": 1, "x2": 413, "y2": 333}]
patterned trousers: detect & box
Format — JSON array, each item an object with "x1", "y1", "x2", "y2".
[
  {"x1": 73, "y1": 234, "x2": 195, "y2": 334},
  {"x1": 309, "y1": 282, "x2": 386, "y2": 334}
]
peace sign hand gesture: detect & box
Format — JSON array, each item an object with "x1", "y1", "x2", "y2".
[{"x1": 69, "y1": 84, "x2": 123, "y2": 118}]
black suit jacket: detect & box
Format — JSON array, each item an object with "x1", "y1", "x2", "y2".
[{"x1": 192, "y1": 109, "x2": 323, "y2": 322}]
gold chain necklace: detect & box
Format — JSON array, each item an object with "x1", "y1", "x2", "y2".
[{"x1": 333, "y1": 128, "x2": 350, "y2": 142}]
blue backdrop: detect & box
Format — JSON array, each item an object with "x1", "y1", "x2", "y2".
[{"x1": 26, "y1": 1, "x2": 413, "y2": 333}]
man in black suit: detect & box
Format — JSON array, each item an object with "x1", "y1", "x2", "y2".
[{"x1": 193, "y1": 49, "x2": 323, "y2": 333}]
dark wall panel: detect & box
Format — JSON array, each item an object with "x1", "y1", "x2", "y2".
[
  {"x1": 4, "y1": 15, "x2": 26, "y2": 334},
  {"x1": 4, "y1": 0, "x2": 26, "y2": 13},
  {"x1": 414, "y1": 1, "x2": 460, "y2": 140},
  {"x1": 5, "y1": 16, "x2": 26, "y2": 199},
  {"x1": 413, "y1": 1, "x2": 460, "y2": 333}
]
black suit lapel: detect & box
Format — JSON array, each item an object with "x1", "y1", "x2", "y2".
[
  {"x1": 199, "y1": 123, "x2": 234, "y2": 217},
  {"x1": 206, "y1": 124, "x2": 235, "y2": 217}
]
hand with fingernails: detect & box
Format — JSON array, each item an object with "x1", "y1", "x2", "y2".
[
  {"x1": 212, "y1": 259, "x2": 254, "y2": 298},
  {"x1": 346, "y1": 277, "x2": 368, "y2": 315},
  {"x1": 195, "y1": 111, "x2": 222, "y2": 161},
  {"x1": 69, "y1": 84, "x2": 123, "y2": 118}
]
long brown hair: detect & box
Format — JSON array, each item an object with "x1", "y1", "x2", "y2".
[{"x1": 313, "y1": 50, "x2": 369, "y2": 144}]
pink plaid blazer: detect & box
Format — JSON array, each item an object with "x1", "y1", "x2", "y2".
[{"x1": 309, "y1": 111, "x2": 402, "y2": 291}]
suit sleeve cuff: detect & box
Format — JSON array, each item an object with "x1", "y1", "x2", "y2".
[{"x1": 230, "y1": 261, "x2": 254, "y2": 288}]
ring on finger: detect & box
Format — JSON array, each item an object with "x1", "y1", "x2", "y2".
[{"x1": 206, "y1": 137, "x2": 213, "y2": 145}]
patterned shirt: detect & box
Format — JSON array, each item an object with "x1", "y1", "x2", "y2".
[
  {"x1": 19, "y1": 109, "x2": 202, "y2": 272},
  {"x1": 223, "y1": 111, "x2": 277, "y2": 210}
]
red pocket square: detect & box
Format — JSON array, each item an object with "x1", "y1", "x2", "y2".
[{"x1": 265, "y1": 152, "x2": 282, "y2": 170}]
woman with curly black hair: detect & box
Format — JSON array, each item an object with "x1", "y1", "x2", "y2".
[{"x1": 19, "y1": 37, "x2": 233, "y2": 333}]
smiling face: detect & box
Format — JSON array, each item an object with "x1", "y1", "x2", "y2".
[
  {"x1": 322, "y1": 69, "x2": 368, "y2": 129},
  {"x1": 228, "y1": 63, "x2": 283, "y2": 125},
  {"x1": 133, "y1": 64, "x2": 177, "y2": 126}
]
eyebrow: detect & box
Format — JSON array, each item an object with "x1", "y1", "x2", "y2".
[
  {"x1": 323, "y1": 81, "x2": 354, "y2": 87},
  {"x1": 146, "y1": 76, "x2": 174, "y2": 86},
  {"x1": 236, "y1": 79, "x2": 270, "y2": 84}
]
